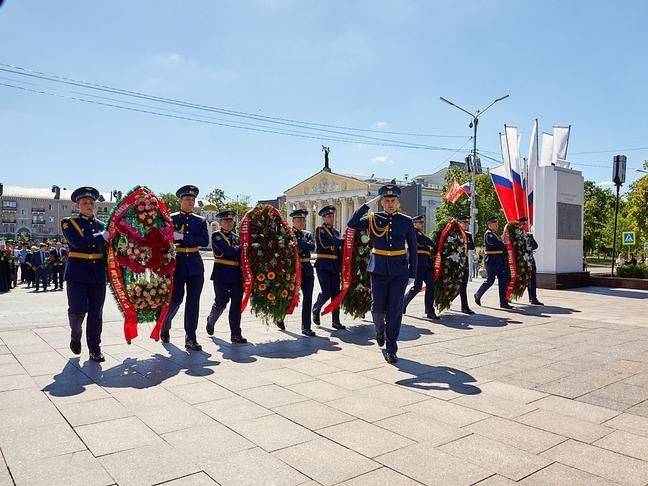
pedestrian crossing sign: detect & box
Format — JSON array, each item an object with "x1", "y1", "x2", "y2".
[{"x1": 622, "y1": 231, "x2": 636, "y2": 245}]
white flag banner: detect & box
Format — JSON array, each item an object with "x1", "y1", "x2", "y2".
[
  {"x1": 504, "y1": 125, "x2": 522, "y2": 178},
  {"x1": 539, "y1": 132, "x2": 553, "y2": 166},
  {"x1": 526, "y1": 119, "x2": 539, "y2": 224},
  {"x1": 552, "y1": 125, "x2": 571, "y2": 163},
  {"x1": 500, "y1": 132, "x2": 512, "y2": 180}
]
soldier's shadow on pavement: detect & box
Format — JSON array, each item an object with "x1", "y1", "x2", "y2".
[
  {"x1": 43, "y1": 344, "x2": 219, "y2": 397},
  {"x1": 509, "y1": 304, "x2": 579, "y2": 317},
  {"x1": 210, "y1": 332, "x2": 343, "y2": 364},
  {"x1": 394, "y1": 359, "x2": 481, "y2": 396},
  {"x1": 406, "y1": 313, "x2": 519, "y2": 331}
]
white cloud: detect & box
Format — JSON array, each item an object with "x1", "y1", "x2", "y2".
[
  {"x1": 371, "y1": 155, "x2": 394, "y2": 165},
  {"x1": 596, "y1": 180, "x2": 615, "y2": 188},
  {"x1": 153, "y1": 53, "x2": 185, "y2": 64},
  {"x1": 375, "y1": 121, "x2": 388, "y2": 128}
]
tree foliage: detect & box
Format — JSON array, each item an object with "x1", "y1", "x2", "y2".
[{"x1": 158, "y1": 193, "x2": 179, "y2": 213}]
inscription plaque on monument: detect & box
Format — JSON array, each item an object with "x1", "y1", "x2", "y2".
[{"x1": 556, "y1": 202, "x2": 582, "y2": 240}]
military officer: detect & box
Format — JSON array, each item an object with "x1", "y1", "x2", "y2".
[
  {"x1": 474, "y1": 216, "x2": 513, "y2": 309},
  {"x1": 61, "y1": 187, "x2": 109, "y2": 362},
  {"x1": 312, "y1": 205, "x2": 345, "y2": 330},
  {"x1": 456, "y1": 215, "x2": 475, "y2": 314},
  {"x1": 161, "y1": 185, "x2": 209, "y2": 351},
  {"x1": 402, "y1": 214, "x2": 437, "y2": 319},
  {"x1": 519, "y1": 216, "x2": 544, "y2": 305},
  {"x1": 206, "y1": 210, "x2": 247, "y2": 344},
  {"x1": 348, "y1": 184, "x2": 417, "y2": 364}
]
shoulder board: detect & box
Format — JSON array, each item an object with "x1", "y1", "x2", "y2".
[
  {"x1": 170, "y1": 211, "x2": 180, "y2": 217},
  {"x1": 374, "y1": 212, "x2": 388, "y2": 219},
  {"x1": 190, "y1": 213, "x2": 205, "y2": 221},
  {"x1": 397, "y1": 212, "x2": 411, "y2": 219},
  {"x1": 303, "y1": 230, "x2": 312, "y2": 237}
]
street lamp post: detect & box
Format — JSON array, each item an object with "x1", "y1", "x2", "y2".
[
  {"x1": 439, "y1": 94, "x2": 509, "y2": 280},
  {"x1": 611, "y1": 155, "x2": 627, "y2": 277}
]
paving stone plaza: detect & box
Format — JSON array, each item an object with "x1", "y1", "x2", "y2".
[{"x1": 1, "y1": 259, "x2": 648, "y2": 485}]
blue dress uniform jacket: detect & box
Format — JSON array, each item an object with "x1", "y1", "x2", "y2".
[
  {"x1": 61, "y1": 215, "x2": 107, "y2": 354},
  {"x1": 294, "y1": 228, "x2": 315, "y2": 329},
  {"x1": 347, "y1": 204, "x2": 417, "y2": 355},
  {"x1": 62, "y1": 216, "x2": 106, "y2": 284},
  {"x1": 172, "y1": 212, "x2": 209, "y2": 277},
  {"x1": 162, "y1": 211, "x2": 209, "y2": 342},
  {"x1": 475, "y1": 229, "x2": 509, "y2": 306},
  {"x1": 459, "y1": 232, "x2": 475, "y2": 310},
  {"x1": 403, "y1": 229, "x2": 435, "y2": 314},
  {"x1": 209, "y1": 230, "x2": 243, "y2": 338},
  {"x1": 312, "y1": 223, "x2": 344, "y2": 326},
  {"x1": 210, "y1": 230, "x2": 242, "y2": 284},
  {"x1": 527, "y1": 233, "x2": 539, "y2": 302}
]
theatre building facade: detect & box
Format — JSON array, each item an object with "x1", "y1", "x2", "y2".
[{"x1": 283, "y1": 167, "x2": 446, "y2": 234}]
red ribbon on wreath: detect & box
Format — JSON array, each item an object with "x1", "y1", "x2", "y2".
[
  {"x1": 322, "y1": 227, "x2": 356, "y2": 315},
  {"x1": 239, "y1": 210, "x2": 254, "y2": 313},
  {"x1": 275, "y1": 212, "x2": 301, "y2": 315},
  {"x1": 433, "y1": 219, "x2": 467, "y2": 283},
  {"x1": 503, "y1": 222, "x2": 519, "y2": 301}
]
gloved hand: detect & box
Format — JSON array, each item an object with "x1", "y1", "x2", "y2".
[
  {"x1": 408, "y1": 277, "x2": 415, "y2": 287},
  {"x1": 94, "y1": 231, "x2": 110, "y2": 240},
  {"x1": 173, "y1": 231, "x2": 184, "y2": 241},
  {"x1": 366, "y1": 195, "x2": 381, "y2": 211}
]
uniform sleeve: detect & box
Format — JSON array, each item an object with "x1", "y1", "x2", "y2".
[
  {"x1": 212, "y1": 232, "x2": 238, "y2": 259},
  {"x1": 347, "y1": 204, "x2": 370, "y2": 231},
  {"x1": 420, "y1": 233, "x2": 434, "y2": 248},
  {"x1": 298, "y1": 232, "x2": 316, "y2": 252},
  {"x1": 317, "y1": 227, "x2": 344, "y2": 249},
  {"x1": 467, "y1": 233, "x2": 476, "y2": 251},
  {"x1": 62, "y1": 218, "x2": 104, "y2": 249},
  {"x1": 529, "y1": 234, "x2": 539, "y2": 251},
  {"x1": 406, "y1": 220, "x2": 418, "y2": 278},
  {"x1": 182, "y1": 219, "x2": 209, "y2": 247}
]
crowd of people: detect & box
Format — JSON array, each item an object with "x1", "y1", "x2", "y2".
[
  {"x1": 51, "y1": 183, "x2": 543, "y2": 365},
  {"x1": 0, "y1": 240, "x2": 68, "y2": 293},
  {"x1": 615, "y1": 252, "x2": 646, "y2": 267}
]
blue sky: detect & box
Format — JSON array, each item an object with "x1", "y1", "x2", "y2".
[{"x1": 1, "y1": 0, "x2": 647, "y2": 202}]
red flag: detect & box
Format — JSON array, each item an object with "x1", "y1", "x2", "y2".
[{"x1": 443, "y1": 180, "x2": 465, "y2": 204}]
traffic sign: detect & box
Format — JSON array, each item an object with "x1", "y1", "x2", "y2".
[{"x1": 622, "y1": 231, "x2": 636, "y2": 245}]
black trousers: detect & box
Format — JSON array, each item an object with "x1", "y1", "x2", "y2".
[
  {"x1": 403, "y1": 266, "x2": 434, "y2": 314},
  {"x1": 67, "y1": 281, "x2": 106, "y2": 353},
  {"x1": 459, "y1": 269, "x2": 470, "y2": 310},
  {"x1": 212, "y1": 280, "x2": 243, "y2": 338},
  {"x1": 528, "y1": 264, "x2": 538, "y2": 301},
  {"x1": 52, "y1": 264, "x2": 65, "y2": 288},
  {"x1": 300, "y1": 274, "x2": 314, "y2": 330},
  {"x1": 313, "y1": 269, "x2": 341, "y2": 324},
  {"x1": 475, "y1": 262, "x2": 508, "y2": 306}
]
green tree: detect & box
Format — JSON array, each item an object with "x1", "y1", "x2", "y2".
[
  {"x1": 224, "y1": 195, "x2": 251, "y2": 220},
  {"x1": 625, "y1": 162, "x2": 648, "y2": 247},
  {"x1": 158, "y1": 193, "x2": 179, "y2": 213},
  {"x1": 434, "y1": 166, "x2": 502, "y2": 246},
  {"x1": 583, "y1": 180, "x2": 615, "y2": 254},
  {"x1": 206, "y1": 188, "x2": 226, "y2": 208}
]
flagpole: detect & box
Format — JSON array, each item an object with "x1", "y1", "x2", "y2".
[{"x1": 440, "y1": 94, "x2": 509, "y2": 281}]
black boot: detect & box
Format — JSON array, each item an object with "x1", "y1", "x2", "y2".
[
  {"x1": 474, "y1": 294, "x2": 482, "y2": 306},
  {"x1": 206, "y1": 304, "x2": 225, "y2": 336},
  {"x1": 461, "y1": 307, "x2": 475, "y2": 315},
  {"x1": 426, "y1": 311, "x2": 439, "y2": 320},
  {"x1": 302, "y1": 328, "x2": 315, "y2": 337},
  {"x1": 332, "y1": 322, "x2": 346, "y2": 330},
  {"x1": 276, "y1": 321, "x2": 286, "y2": 331},
  {"x1": 231, "y1": 336, "x2": 248, "y2": 344},
  {"x1": 312, "y1": 311, "x2": 321, "y2": 327},
  {"x1": 68, "y1": 312, "x2": 84, "y2": 355},
  {"x1": 185, "y1": 339, "x2": 202, "y2": 351},
  {"x1": 89, "y1": 349, "x2": 105, "y2": 362}
]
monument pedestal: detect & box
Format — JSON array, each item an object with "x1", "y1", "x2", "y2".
[{"x1": 533, "y1": 165, "x2": 585, "y2": 289}]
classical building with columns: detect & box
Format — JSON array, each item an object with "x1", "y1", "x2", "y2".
[{"x1": 283, "y1": 166, "x2": 447, "y2": 233}]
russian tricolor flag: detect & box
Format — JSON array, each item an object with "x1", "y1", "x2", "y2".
[{"x1": 490, "y1": 165, "x2": 518, "y2": 223}]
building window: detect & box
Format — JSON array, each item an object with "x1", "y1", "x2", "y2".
[
  {"x1": 48, "y1": 216, "x2": 55, "y2": 223},
  {"x1": 2, "y1": 200, "x2": 17, "y2": 209},
  {"x1": 49, "y1": 204, "x2": 52, "y2": 210},
  {"x1": 62, "y1": 205, "x2": 68, "y2": 211}
]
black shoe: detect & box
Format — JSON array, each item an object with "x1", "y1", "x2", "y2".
[
  {"x1": 231, "y1": 336, "x2": 248, "y2": 344},
  {"x1": 312, "y1": 311, "x2": 321, "y2": 327},
  {"x1": 276, "y1": 321, "x2": 286, "y2": 331},
  {"x1": 70, "y1": 340, "x2": 81, "y2": 355},
  {"x1": 302, "y1": 329, "x2": 315, "y2": 337},
  {"x1": 376, "y1": 334, "x2": 385, "y2": 347},
  {"x1": 206, "y1": 320, "x2": 215, "y2": 336},
  {"x1": 402, "y1": 306, "x2": 407, "y2": 315},
  {"x1": 385, "y1": 353, "x2": 398, "y2": 364},
  {"x1": 500, "y1": 303, "x2": 514, "y2": 310},
  {"x1": 530, "y1": 300, "x2": 544, "y2": 305},
  {"x1": 160, "y1": 330, "x2": 170, "y2": 343},
  {"x1": 426, "y1": 312, "x2": 439, "y2": 320},
  {"x1": 89, "y1": 351, "x2": 105, "y2": 362},
  {"x1": 332, "y1": 322, "x2": 346, "y2": 330},
  {"x1": 474, "y1": 294, "x2": 481, "y2": 306},
  {"x1": 185, "y1": 340, "x2": 202, "y2": 351},
  {"x1": 461, "y1": 308, "x2": 475, "y2": 315}
]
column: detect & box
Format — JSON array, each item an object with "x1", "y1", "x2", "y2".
[{"x1": 340, "y1": 197, "x2": 348, "y2": 230}]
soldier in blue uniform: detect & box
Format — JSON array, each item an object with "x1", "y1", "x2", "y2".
[
  {"x1": 312, "y1": 205, "x2": 346, "y2": 330},
  {"x1": 206, "y1": 210, "x2": 247, "y2": 344},
  {"x1": 276, "y1": 209, "x2": 317, "y2": 336},
  {"x1": 519, "y1": 216, "x2": 544, "y2": 305},
  {"x1": 348, "y1": 184, "x2": 417, "y2": 364},
  {"x1": 474, "y1": 216, "x2": 513, "y2": 309},
  {"x1": 456, "y1": 215, "x2": 475, "y2": 314},
  {"x1": 402, "y1": 214, "x2": 437, "y2": 319},
  {"x1": 61, "y1": 187, "x2": 109, "y2": 362},
  {"x1": 161, "y1": 185, "x2": 209, "y2": 351}
]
